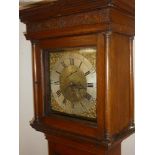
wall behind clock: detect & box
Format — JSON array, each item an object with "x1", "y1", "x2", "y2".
[
  {"x1": 19, "y1": 22, "x2": 48, "y2": 155},
  {"x1": 19, "y1": 22, "x2": 135, "y2": 155}
]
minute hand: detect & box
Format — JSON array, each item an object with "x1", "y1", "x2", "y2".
[{"x1": 66, "y1": 70, "x2": 77, "y2": 78}]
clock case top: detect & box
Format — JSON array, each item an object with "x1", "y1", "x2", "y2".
[{"x1": 20, "y1": 0, "x2": 135, "y2": 148}]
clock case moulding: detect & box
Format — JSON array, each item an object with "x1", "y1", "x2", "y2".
[{"x1": 20, "y1": 0, "x2": 135, "y2": 154}]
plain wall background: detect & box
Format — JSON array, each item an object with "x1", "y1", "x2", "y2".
[{"x1": 19, "y1": 22, "x2": 135, "y2": 155}]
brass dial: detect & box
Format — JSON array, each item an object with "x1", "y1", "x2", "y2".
[{"x1": 50, "y1": 48, "x2": 96, "y2": 119}]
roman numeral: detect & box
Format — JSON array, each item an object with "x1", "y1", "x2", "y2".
[
  {"x1": 61, "y1": 61, "x2": 67, "y2": 68},
  {"x1": 90, "y1": 68, "x2": 95, "y2": 74},
  {"x1": 85, "y1": 93, "x2": 92, "y2": 101},
  {"x1": 84, "y1": 71, "x2": 90, "y2": 76},
  {"x1": 70, "y1": 58, "x2": 74, "y2": 65},
  {"x1": 63, "y1": 98, "x2": 67, "y2": 104},
  {"x1": 87, "y1": 83, "x2": 94, "y2": 87},
  {"x1": 71, "y1": 103, "x2": 74, "y2": 109},
  {"x1": 80, "y1": 102, "x2": 84, "y2": 107},
  {"x1": 79, "y1": 61, "x2": 83, "y2": 68},
  {"x1": 54, "y1": 81, "x2": 60, "y2": 85},
  {"x1": 56, "y1": 71, "x2": 61, "y2": 74},
  {"x1": 56, "y1": 90, "x2": 61, "y2": 97}
]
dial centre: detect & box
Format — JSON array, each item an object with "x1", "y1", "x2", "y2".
[{"x1": 60, "y1": 65, "x2": 87, "y2": 102}]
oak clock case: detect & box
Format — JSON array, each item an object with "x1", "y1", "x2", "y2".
[
  {"x1": 45, "y1": 47, "x2": 97, "y2": 120},
  {"x1": 20, "y1": 0, "x2": 135, "y2": 155}
]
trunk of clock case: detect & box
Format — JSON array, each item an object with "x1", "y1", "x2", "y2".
[{"x1": 46, "y1": 134, "x2": 121, "y2": 155}]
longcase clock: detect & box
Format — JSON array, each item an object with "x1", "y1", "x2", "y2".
[{"x1": 20, "y1": 0, "x2": 135, "y2": 155}]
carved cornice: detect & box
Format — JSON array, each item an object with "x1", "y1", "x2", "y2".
[
  {"x1": 19, "y1": 0, "x2": 134, "y2": 37},
  {"x1": 20, "y1": 0, "x2": 134, "y2": 23},
  {"x1": 27, "y1": 9, "x2": 110, "y2": 33}
]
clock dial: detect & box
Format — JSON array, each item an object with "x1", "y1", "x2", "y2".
[{"x1": 49, "y1": 47, "x2": 97, "y2": 119}]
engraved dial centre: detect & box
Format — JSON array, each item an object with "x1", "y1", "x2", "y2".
[{"x1": 60, "y1": 65, "x2": 87, "y2": 102}]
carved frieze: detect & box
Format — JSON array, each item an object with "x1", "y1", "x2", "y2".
[{"x1": 27, "y1": 9, "x2": 110, "y2": 33}]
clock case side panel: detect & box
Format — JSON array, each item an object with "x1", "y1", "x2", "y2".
[
  {"x1": 30, "y1": 34, "x2": 106, "y2": 140},
  {"x1": 104, "y1": 32, "x2": 134, "y2": 142},
  {"x1": 31, "y1": 41, "x2": 44, "y2": 123},
  {"x1": 46, "y1": 134, "x2": 121, "y2": 155}
]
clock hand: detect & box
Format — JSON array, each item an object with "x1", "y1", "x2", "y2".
[
  {"x1": 69, "y1": 83, "x2": 86, "y2": 92},
  {"x1": 66, "y1": 70, "x2": 78, "y2": 78}
]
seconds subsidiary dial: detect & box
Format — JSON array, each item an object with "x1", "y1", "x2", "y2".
[{"x1": 49, "y1": 47, "x2": 97, "y2": 119}]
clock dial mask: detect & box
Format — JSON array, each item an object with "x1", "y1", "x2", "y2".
[{"x1": 49, "y1": 47, "x2": 97, "y2": 119}]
